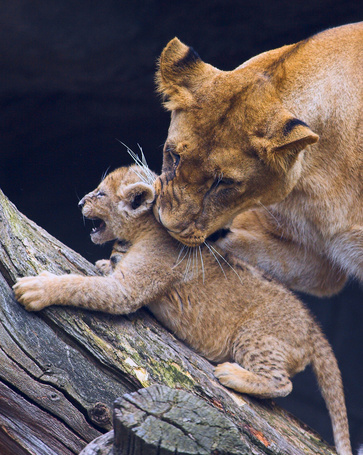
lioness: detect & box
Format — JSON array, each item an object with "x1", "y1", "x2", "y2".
[
  {"x1": 154, "y1": 22, "x2": 362, "y2": 296},
  {"x1": 14, "y1": 165, "x2": 352, "y2": 455}
]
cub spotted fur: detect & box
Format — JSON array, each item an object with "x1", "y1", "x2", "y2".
[
  {"x1": 14, "y1": 165, "x2": 351, "y2": 455},
  {"x1": 154, "y1": 22, "x2": 362, "y2": 296}
]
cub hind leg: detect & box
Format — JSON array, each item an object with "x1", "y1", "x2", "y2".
[
  {"x1": 214, "y1": 337, "x2": 297, "y2": 399},
  {"x1": 214, "y1": 362, "x2": 292, "y2": 398}
]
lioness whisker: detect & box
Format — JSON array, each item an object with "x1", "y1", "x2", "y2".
[
  {"x1": 192, "y1": 246, "x2": 198, "y2": 279},
  {"x1": 183, "y1": 248, "x2": 191, "y2": 280},
  {"x1": 188, "y1": 248, "x2": 193, "y2": 279},
  {"x1": 194, "y1": 247, "x2": 198, "y2": 277},
  {"x1": 204, "y1": 241, "x2": 227, "y2": 279},
  {"x1": 137, "y1": 144, "x2": 148, "y2": 167},
  {"x1": 176, "y1": 243, "x2": 186, "y2": 262},
  {"x1": 117, "y1": 140, "x2": 154, "y2": 185},
  {"x1": 258, "y1": 202, "x2": 281, "y2": 228},
  {"x1": 207, "y1": 242, "x2": 244, "y2": 285},
  {"x1": 173, "y1": 244, "x2": 188, "y2": 269},
  {"x1": 191, "y1": 247, "x2": 195, "y2": 278},
  {"x1": 198, "y1": 245, "x2": 205, "y2": 283},
  {"x1": 137, "y1": 144, "x2": 155, "y2": 183},
  {"x1": 131, "y1": 167, "x2": 149, "y2": 185},
  {"x1": 208, "y1": 242, "x2": 244, "y2": 285}
]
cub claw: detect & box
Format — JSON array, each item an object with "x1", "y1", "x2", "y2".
[
  {"x1": 13, "y1": 271, "x2": 56, "y2": 311},
  {"x1": 214, "y1": 362, "x2": 246, "y2": 390}
]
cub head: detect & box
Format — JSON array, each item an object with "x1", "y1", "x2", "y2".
[
  {"x1": 154, "y1": 38, "x2": 319, "y2": 246},
  {"x1": 79, "y1": 165, "x2": 156, "y2": 244}
]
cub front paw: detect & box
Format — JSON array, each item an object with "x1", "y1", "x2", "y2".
[
  {"x1": 95, "y1": 259, "x2": 113, "y2": 275},
  {"x1": 13, "y1": 271, "x2": 56, "y2": 311}
]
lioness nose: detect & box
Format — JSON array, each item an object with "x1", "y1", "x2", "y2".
[{"x1": 154, "y1": 177, "x2": 162, "y2": 195}]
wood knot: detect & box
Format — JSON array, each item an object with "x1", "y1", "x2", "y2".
[{"x1": 88, "y1": 402, "x2": 111, "y2": 428}]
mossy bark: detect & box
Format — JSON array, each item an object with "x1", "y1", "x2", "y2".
[{"x1": 0, "y1": 188, "x2": 336, "y2": 455}]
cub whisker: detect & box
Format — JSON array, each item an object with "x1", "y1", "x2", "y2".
[{"x1": 101, "y1": 166, "x2": 111, "y2": 183}]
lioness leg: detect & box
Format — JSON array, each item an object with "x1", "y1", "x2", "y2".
[
  {"x1": 329, "y1": 227, "x2": 363, "y2": 282},
  {"x1": 218, "y1": 209, "x2": 347, "y2": 297}
]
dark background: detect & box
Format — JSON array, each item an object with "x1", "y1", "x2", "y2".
[{"x1": 0, "y1": 0, "x2": 362, "y2": 449}]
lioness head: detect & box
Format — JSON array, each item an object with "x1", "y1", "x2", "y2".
[
  {"x1": 79, "y1": 165, "x2": 156, "y2": 244},
  {"x1": 153, "y1": 38, "x2": 319, "y2": 247}
]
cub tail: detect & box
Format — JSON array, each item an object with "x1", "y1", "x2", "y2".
[{"x1": 310, "y1": 324, "x2": 352, "y2": 455}]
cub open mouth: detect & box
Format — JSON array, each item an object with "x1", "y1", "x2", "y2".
[{"x1": 90, "y1": 218, "x2": 106, "y2": 234}]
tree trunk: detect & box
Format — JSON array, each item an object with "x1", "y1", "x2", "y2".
[{"x1": 0, "y1": 188, "x2": 336, "y2": 455}]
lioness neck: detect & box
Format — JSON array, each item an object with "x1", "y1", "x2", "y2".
[{"x1": 248, "y1": 24, "x2": 362, "y2": 237}]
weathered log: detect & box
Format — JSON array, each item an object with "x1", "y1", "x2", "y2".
[
  {"x1": 79, "y1": 431, "x2": 114, "y2": 455},
  {"x1": 0, "y1": 187, "x2": 337, "y2": 455},
  {"x1": 114, "y1": 385, "x2": 247, "y2": 455}
]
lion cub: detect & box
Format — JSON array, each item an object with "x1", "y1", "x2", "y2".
[{"x1": 13, "y1": 165, "x2": 351, "y2": 455}]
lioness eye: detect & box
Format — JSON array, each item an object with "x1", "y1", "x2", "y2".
[
  {"x1": 170, "y1": 151, "x2": 180, "y2": 167},
  {"x1": 219, "y1": 178, "x2": 234, "y2": 186},
  {"x1": 211, "y1": 177, "x2": 234, "y2": 190},
  {"x1": 165, "y1": 145, "x2": 180, "y2": 167},
  {"x1": 96, "y1": 191, "x2": 106, "y2": 198}
]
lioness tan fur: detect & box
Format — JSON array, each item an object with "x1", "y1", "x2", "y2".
[
  {"x1": 154, "y1": 22, "x2": 362, "y2": 296},
  {"x1": 14, "y1": 165, "x2": 352, "y2": 454}
]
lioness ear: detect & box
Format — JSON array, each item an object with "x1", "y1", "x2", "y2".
[
  {"x1": 156, "y1": 37, "x2": 218, "y2": 110},
  {"x1": 120, "y1": 183, "x2": 155, "y2": 214},
  {"x1": 256, "y1": 115, "x2": 319, "y2": 173}
]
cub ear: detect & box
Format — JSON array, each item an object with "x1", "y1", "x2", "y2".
[
  {"x1": 156, "y1": 37, "x2": 218, "y2": 110},
  {"x1": 255, "y1": 114, "x2": 319, "y2": 173},
  {"x1": 120, "y1": 183, "x2": 155, "y2": 214}
]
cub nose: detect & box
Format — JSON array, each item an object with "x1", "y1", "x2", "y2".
[{"x1": 78, "y1": 197, "x2": 85, "y2": 209}]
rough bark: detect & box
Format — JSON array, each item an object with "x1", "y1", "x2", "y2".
[
  {"x1": 0, "y1": 188, "x2": 337, "y2": 455},
  {"x1": 98, "y1": 384, "x2": 248, "y2": 455}
]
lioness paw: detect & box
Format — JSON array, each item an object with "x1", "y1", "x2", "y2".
[{"x1": 13, "y1": 271, "x2": 57, "y2": 311}]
